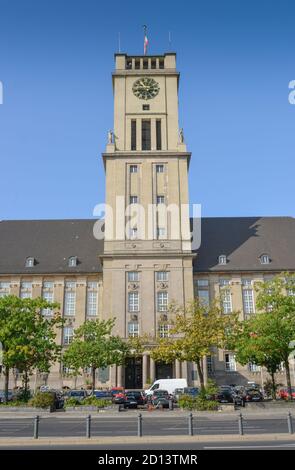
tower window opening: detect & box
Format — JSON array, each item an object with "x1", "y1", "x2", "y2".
[
  {"x1": 151, "y1": 59, "x2": 156, "y2": 69},
  {"x1": 142, "y1": 120, "x2": 151, "y2": 150},
  {"x1": 143, "y1": 59, "x2": 148, "y2": 69},
  {"x1": 135, "y1": 59, "x2": 140, "y2": 69},
  {"x1": 131, "y1": 120, "x2": 137, "y2": 150},
  {"x1": 159, "y1": 59, "x2": 164, "y2": 69},
  {"x1": 156, "y1": 120, "x2": 162, "y2": 150}
]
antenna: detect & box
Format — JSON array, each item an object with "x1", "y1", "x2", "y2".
[{"x1": 118, "y1": 32, "x2": 121, "y2": 53}]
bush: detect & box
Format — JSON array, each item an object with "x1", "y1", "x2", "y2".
[
  {"x1": 64, "y1": 397, "x2": 82, "y2": 407},
  {"x1": 64, "y1": 397, "x2": 112, "y2": 408},
  {"x1": 29, "y1": 392, "x2": 55, "y2": 409},
  {"x1": 178, "y1": 395, "x2": 196, "y2": 410}
]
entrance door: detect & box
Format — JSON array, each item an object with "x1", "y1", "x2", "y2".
[
  {"x1": 125, "y1": 357, "x2": 143, "y2": 389},
  {"x1": 156, "y1": 362, "x2": 173, "y2": 379}
]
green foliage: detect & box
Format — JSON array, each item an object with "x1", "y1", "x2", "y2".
[
  {"x1": 64, "y1": 397, "x2": 112, "y2": 408},
  {"x1": 151, "y1": 299, "x2": 238, "y2": 390},
  {"x1": 29, "y1": 392, "x2": 55, "y2": 409},
  {"x1": 63, "y1": 319, "x2": 130, "y2": 392},
  {"x1": 178, "y1": 394, "x2": 218, "y2": 411},
  {"x1": 0, "y1": 295, "x2": 63, "y2": 401}
]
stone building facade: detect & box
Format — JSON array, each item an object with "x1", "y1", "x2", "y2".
[{"x1": 0, "y1": 52, "x2": 295, "y2": 390}]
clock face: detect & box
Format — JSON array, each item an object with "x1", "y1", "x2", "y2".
[{"x1": 132, "y1": 77, "x2": 160, "y2": 100}]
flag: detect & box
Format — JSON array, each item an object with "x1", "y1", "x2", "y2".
[{"x1": 143, "y1": 26, "x2": 148, "y2": 55}]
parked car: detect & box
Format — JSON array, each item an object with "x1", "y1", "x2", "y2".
[
  {"x1": 0, "y1": 390, "x2": 14, "y2": 403},
  {"x1": 92, "y1": 390, "x2": 112, "y2": 399},
  {"x1": 114, "y1": 392, "x2": 127, "y2": 405},
  {"x1": 216, "y1": 389, "x2": 235, "y2": 403},
  {"x1": 150, "y1": 389, "x2": 171, "y2": 408},
  {"x1": 173, "y1": 387, "x2": 199, "y2": 402},
  {"x1": 145, "y1": 379, "x2": 187, "y2": 397},
  {"x1": 122, "y1": 394, "x2": 138, "y2": 409},
  {"x1": 110, "y1": 387, "x2": 125, "y2": 398},
  {"x1": 244, "y1": 388, "x2": 263, "y2": 402},
  {"x1": 277, "y1": 387, "x2": 295, "y2": 400},
  {"x1": 64, "y1": 389, "x2": 87, "y2": 402},
  {"x1": 125, "y1": 390, "x2": 146, "y2": 405}
]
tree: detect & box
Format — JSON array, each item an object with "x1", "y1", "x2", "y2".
[
  {"x1": 229, "y1": 273, "x2": 295, "y2": 399},
  {"x1": 150, "y1": 300, "x2": 238, "y2": 392},
  {"x1": 63, "y1": 319, "x2": 130, "y2": 394},
  {"x1": 0, "y1": 295, "x2": 63, "y2": 401}
]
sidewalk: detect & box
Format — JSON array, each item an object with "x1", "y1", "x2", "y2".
[{"x1": 0, "y1": 433, "x2": 294, "y2": 447}]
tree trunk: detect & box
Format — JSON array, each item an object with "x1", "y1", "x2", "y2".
[
  {"x1": 285, "y1": 360, "x2": 292, "y2": 400},
  {"x1": 92, "y1": 367, "x2": 96, "y2": 395},
  {"x1": 4, "y1": 367, "x2": 9, "y2": 403},
  {"x1": 270, "y1": 371, "x2": 276, "y2": 400},
  {"x1": 23, "y1": 368, "x2": 29, "y2": 400},
  {"x1": 196, "y1": 359, "x2": 205, "y2": 392}
]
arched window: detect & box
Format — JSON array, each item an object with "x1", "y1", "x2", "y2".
[
  {"x1": 25, "y1": 257, "x2": 35, "y2": 267},
  {"x1": 68, "y1": 256, "x2": 78, "y2": 267},
  {"x1": 260, "y1": 254, "x2": 270, "y2": 265},
  {"x1": 218, "y1": 254, "x2": 227, "y2": 265}
]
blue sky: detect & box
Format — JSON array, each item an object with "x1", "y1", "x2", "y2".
[{"x1": 0, "y1": 0, "x2": 294, "y2": 220}]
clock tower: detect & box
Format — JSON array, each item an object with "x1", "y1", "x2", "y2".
[{"x1": 102, "y1": 53, "x2": 194, "y2": 388}]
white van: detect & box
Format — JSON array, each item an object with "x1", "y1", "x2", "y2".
[{"x1": 145, "y1": 378, "x2": 188, "y2": 397}]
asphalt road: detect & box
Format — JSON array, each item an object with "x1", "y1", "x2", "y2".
[{"x1": 0, "y1": 415, "x2": 294, "y2": 438}]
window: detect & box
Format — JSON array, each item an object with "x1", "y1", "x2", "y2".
[
  {"x1": 64, "y1": 284, "x2": 76, "y2": 316},
  {"x1": 218, "y1": 255, "x2": 227, "y2": 265},
  {"x1": 20, "y1": 282, "x2": 32, "y2": 299},
  {"x1": 198, "y1": 290, "x2": 210, "y2": 307},
  {"x1": 156, "y1": 195, "x2": 165, "y2": 204},
  {"x1": 207, "y1": 356, "x2": 213, "y2": 373},
  {"x1": 126, "y1": 58, "x2": 132, "y2": 69},
  {"x1": 158, "y1": 324, "x2": 170, "y2": 338},
  {"x1": 143, "y1": 59, "x2": 148, "y2": 69},
  {"x1": 43, "y1": 281, "x2": 53, "y2": 289},
  {"x1": 0, "y1": 282, "x2": 10, "y2": 298},
  {"x1": 87, "y1": 281, "x2": 98, "y2": 289},
  {"x1": 42, "y1": 290, "x2": 54, "y2": 316},
  {"x1": 142, "y1": 120, "x2": 151, "y2": 150},
  {"x1": 142, "y1": 104, "x2": 150, "y2": 111},
  {"x1": 243, "y1": 289, "x2": 255, "y2": 314},
  {"x1": 156, "y1": 164, "x2": 164, "y2": 173},
  {"x1": 135, "y1": 59, "x2": 140, "y2": 70},
  {"x1": 68, "y1": 257, "x2": 77, "y2": 267},
  {"x1": 156, "y1": 120, "x2": 162, "y2": 150},
  {"x1": 159, "y1": 58, "x2": 164, "y2": 69},
  {"x1": 25, "y1": 257, "x2": 35, "y2": 267},
  {"x1": 87, "y1": 291, "x2": 98, "y2": 316},
  {"x1": 157, "y1": 291, "x2": 168, "y2": 312},
  {"x1": 197, "y1": 279, "x2": 209, "y2": 287},
  {"x1": 129, "y1": 227, "x2": 138, "y2": 239},
  {"x1": 260, "y1": 254, "x2": 270, "y2": 265},
  {"x1": 225, "y1": 353, "x2": 236, "y2": 372},
  {"x1": 157, "y1": 227, "x2": 166, "y2": 239},
  {"x1": 128, "y1": 271, "x2": 139, "y2": 282},
  {"x1": 151, "y1": 58, "x2": 156, "y2": 69},
  {"x1": 63, "y1": 327, "x2": 74, "y2": 345},
  {"x1": 219, "y1": 279, "x2": 230, "y2": 286},
  {"x1": 156, "y1": 271, "x2": 168, "y2": 281},
  {"x1": 128, "y1": 322, "x2": 139, "y2": 338},
  {"x1": 221, "y1": 289, "x2": 232, "y2": 314},
  {"x1": 130, "y1": 195, "x2": 138, "y2": 204},
  {"x1": 130, "y1": 165, "x2": 138, "y2": 173},
  {"x1": 248, "y1": 362, "x2": 261, "y2": 372},
  {"x1": 131, "y1": 120, "x2": 136, "y2": 150},
  {"x1": 128, "y1": 292, "x2": 139, "y2": 312}
]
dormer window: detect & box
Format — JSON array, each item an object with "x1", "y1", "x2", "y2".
[
  {"x1": 68, "y1": 256, "x2": 78, "y2": 267},
  {"x1": 260, "y1": 254, "x2": 270, "y2": 265},
  {"x1": 25, "y1": 257, "x2": 35, "y2": 268},
  {"x1": 218, "y1": 255, "x2": 227, "y2": 265}
]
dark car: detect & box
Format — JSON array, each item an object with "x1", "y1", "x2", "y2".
[
  {"x1": 65, "y1": 390, "x2": 87, "y2": 402},
  {"x1": 125, "y1": 390, "x2": 146, "y2": 406},
  {"x1": 245, "y1": 388, "x2": 263, "y2": 402},
  {"x1": 123, "y1": 394, "x2": 138, "y2": 409},
  {"x1": 150, "y1": 389, "x2": 170, "y2": 408},
  {"x1": 216, "y1": 390, "x2": 234, "y2": 403},
  {"x1": 92, "y1": 390, "x2": 112, "y2": 399}
]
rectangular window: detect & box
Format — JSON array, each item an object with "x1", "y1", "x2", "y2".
[
  {"x1": 63, "y1": 327, "x2": 74, "y2": 345},
  {"x1": 157, "y1": 291, "x2": 168, "y2": 312},
  {"x1": 142, "y1": 120, "x2": 151, "y2": 150},
  {"x1": 130, "y1": 195, "x2": 138, "y2": 204},
  {"x1": 131, "y1": 120, "x2": 136, "y2": 150},
  {"x1": 242, "y1": 279, "x2": 252, "y2": 287},
  {"x1": 197, "y1": 279, "x2": 209, "y2": 287},
  {"x1": 225, "y1": 353, "x2": 236, "y2": 372},
  {"x1": 128, "y1": 292, "x2": 139, "y2": 312},
  {"x1": 142, "y1": 104, "x2": 150, "y2": 111},
  {"x1": 20, "y1": 282, "x2": 32, "y2": 299},
  {"x1": 157, "y1": 227, "x2": 166, "y2": 239},
  {"x1": 243, "y1": 289, "x2": 255, "y2": 314},
  {"x1": 221, "y1": 289, "x2": 232, "y2": 314},
  {"x1": 198, "y1": 290, "x2": 210, "y2": 307},
  {"x1": 130, "y1": 165, "x2": 138, "y2": 173},
  {"x1": 156, "y1": 195, "x2": 165, "y2": 204},
  {"x1": 135, "y1": 59, "x2": 140, "y2": 70},
  {"x1": 129, "y1": 227, "x2": 138, "y2": 239},
  {"x1": 159, "y1": 59, "x2": 164, "y2": 69},
  {"x1": 87, "y1": 281, "x2": 98, "y2": 289},
  {"x1": 42, "y1": 290, "x2": 54, "y2": 316},
  {"x1": 158, "y1": 324, "x2": 170, "y2": 338},
  {"x1": 87, "y1": 291, "x2": 98, "y2": 316},
  {"x1": 151, "y1": 58, "x2": 156, "y2": 69},
  {"x1": 65, "y1": 281, "x2": 76, "y2": 289},
  {"x1": 156, "y1": 120, "x2": 162, "y2": 150},
  {"x1": 156, "y1": 271, "x2": 168, "y2": 282},
  {"x1": 219, "y1": 279, "x2": 230, "y2": 286},
  {"x1": 128, "y1": 271, "x2": 139, "y2": 282},
  {"x1": 0, "y1": 282, "x2": 10, "y2": 297},
  {"x1": 156, "y1": 164, "x2": 164, "y2": 173},
  {"x1": 128, "y1": 322, "x2": 139, "y2": 338},
  {"x1": 64, "y1": 291, "x2": 76, "y2": 316},
  {"x1": 248, "y1": 362, "x2": 261, "y2": 372},
  {"x1": 207, "y1": 356, "x2": 213, "y2": 373},
  {"x1": 143, "y1": 59, "x2": 148, "y2": 69}
]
